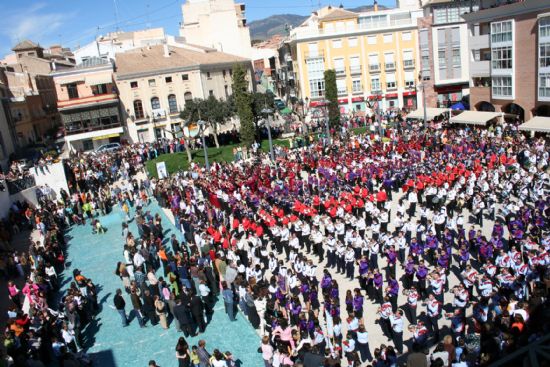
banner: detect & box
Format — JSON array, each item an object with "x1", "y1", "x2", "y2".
[{"x1": 156, "y1": 161, "x2": 168, "y2": 179}]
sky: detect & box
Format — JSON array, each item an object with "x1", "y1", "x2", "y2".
[{"x1": 0, "y1": 0, "x2": 396, "y2": 58}]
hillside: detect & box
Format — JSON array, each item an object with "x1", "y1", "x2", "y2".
[{"x1": 248, "y1": 5, "x2": 389, "y2": 40}]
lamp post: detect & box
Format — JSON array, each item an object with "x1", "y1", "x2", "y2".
[
  {"x1": 372, "y1": 91, "x2": 383, "y2": 139},
  {"x1": 320, "y1": 99, "x2": 331, "y2": 146},
  {"x1": 197, "y1": 119, "x2": 210, "y2": 171},
  {"x1": 261, "y1": 106, "x2": 275, "y2": 162}
]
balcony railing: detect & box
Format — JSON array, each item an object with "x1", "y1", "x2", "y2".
[
  {"x1": 64, "y1": 121, "x2": 122, "y2": 136},
  {"x1": 335, "y1": 68, "x2": 346, "y2": 76},
  {"x1": 385, "y1": 62, "x2": 396, "y2": 71},
  {"x1": 7, "y1": 176, "x2": 36, "y2": 195},
  {"x1": 403, "y1": 59, "x2": 414, "y2": 68},
  {"x1": 337, "y1": 90, "x2": 348, "y2": 96},
  {"x1": 369, "y1": 63, "x2": 381, "y2": 72},
  {"x1": 352, "y1": 87, "x2": 363, "y2": 94},
  {"x1": 305, "y1": 50, "x2": 324, "y2": 59},
  {"x1": 350, "y1": 65, "x2": 362, "y2": 75}
]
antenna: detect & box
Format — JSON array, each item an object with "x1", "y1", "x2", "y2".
[{"x1": 113, "y1": 0, "x2": 121, "y2": 32}]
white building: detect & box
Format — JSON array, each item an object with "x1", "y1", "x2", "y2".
[
  {"x1": 73, "y1": 28, "x2": 186, "y2": 64},
  {"x1": 179, "y1": 0, "x2": 253, "y2": 59}
]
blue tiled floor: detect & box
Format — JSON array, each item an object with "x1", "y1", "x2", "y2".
[{"x1": 61, "y1": 203, "x2": 262, "y2": 366}]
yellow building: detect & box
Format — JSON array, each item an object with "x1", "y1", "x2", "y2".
[{"x1": 290, "y1": 2, "x2": 422, "y2": 113}]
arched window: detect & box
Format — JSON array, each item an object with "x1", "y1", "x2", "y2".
[
  {"x1": 168, "y1": 94, "x2": 178, "y2": 114},
  {"x1": 184, "y1": 92, "x2": 193, "y2": 101},
  {"x1": 151, "y1": 97, "x2": 160, "y2": 110},
  {"x1": 133, "y1": 99, "x2": 144, "y2": 119}
]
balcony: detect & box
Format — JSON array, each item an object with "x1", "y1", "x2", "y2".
[
  {"x1": 151, "y1": 108, "x2": 167, "y2": 121},
  {"x1": 337, "y1": 90, "x2": 348, "y2": 97},
  {"x1": 369, "y1": 63, "x2": 381, "y2": 73},
  {"x1": 349, "y1": 65, "x2": 362, "y2": 75},
  {"x1": 385, "y1": 62, "x2": 396, "y2": 71},
  {"x1": 352, "y1": 87, "x2": 363, "y2": 95},
  {"x1": 57, "y1": 93, "x2": 118, "y2": 110},
  {"x1": 469, "y1": 34, "x2": 490, "y2": 50},
  {"x1": 403, "y1": 59, "x2": 415, "y2": 69},
  {"x1": 64, "y1": 121, "x2": 122, "y2": 136},
  {"x1": 305, "y1": 50, "x2": 324, "y2": 60},
  {"x1": 335, "y1": 68, "x2": 346, "y2": 77},
  {"x1": 469, "y1": 60, "x2": 490, "y2": 77}
]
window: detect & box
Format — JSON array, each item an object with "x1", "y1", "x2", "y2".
[
  {"x1": 405, "y1": 71, "x2": 415, "y2": 88},
  {"x1": 133, "y1": 100, "x2": 144, "y2": 119},
  {"x1": 367, "y1": 35, "x2": 377, "y2": 45},
  {"x1": 402, "y1": 31, "x2": 412, "y2": 41},
  {"x1": 82, "y1": 139, "x2": 94, "y2": 151},
  {"x1": 224, "y1": 85, "x2": 229, "y2": 97},
  {"x1": 539, "y1": 43, "x2": 550, "y2": 68},
  {"x1": 148, "y1": 79, "x2": 156, "y2": 87},
  {"x1": 371, "y1": 77, "x2": 381, "y2": 91},
  {"x1": 348, "y1": 37, "x2": 358, "y2": 47},
  {"x1": 306, "y1": 57, "x2": 325, "y2": 81},
  {"x1": 539, "y1": 73, "x2": 550, "y2": 98},
  {"x1": 67, "y1": 83, "x2": 79, "y2": 99},
  {"x1": 151, "y1": 97, "x2": 160, "y2": 110},
  {"x1": 358, "y1": 14, "x2": 387, "y2": 29},
  {"x1": 491, "y1": 46, "x2": 512, "y2": 69},
  {"x1": 383, "y1": 34, "x2": 393, "y2": 43},
  {"x1": 332, "y1": 39, "x2": 342, "y2": 48},
  {"x1": 350, "y1": 56, "x2": 360, "y2": 73},
  {"x1": 222, "y1": 70, "x2": 227, "y2": 78},
  {"x1": 334, "y1": 58, "x2": 345, "y2": 75},
  {"x1": 386, "y1": 74, "x2": 396, "y2": 90},
  {"x1": 130, "y1": 81, "x2": 138, "y2": 88},
  {"x1": 419, "y1": 29, "x2": 429, "y2": 49},
  {"x1": 182, "y1": 74, "x2": 189, "y2": 81},
  {"x1": 165, "y1": 76, "x2": 172, "y2": 83},
  {"x1": 492, "y1": 76, "x2": 512, "y2": 98},
  {"x1": 184, "y1": 92, "x2": 193, "y2": 101},
  {"x1": 352, "y1": 79, "x2": 362, "y2": 93},
  {"x1": 309, "y1": 79, "x2": 325, "y2": 98},
  {"x1": 438, "y1": 50, "x2": 446, "y2": 67},
  {"x1": 403, "y1": 50, "x2": 413, "y2": 68},
  {"x1": 452, "y1": 48, "x2": 461, "y2": 66},
  {"x1": 336, "y1": 79, "x2": 347, "y2": 96},
  {"x1": 91, "y1": 84, "x2": 108, "y2": 95},
  {"x1": 206, "y1": 72, "x2": 211, "y2": 79},
  {"x1": 384, "y1": 53, "x2": 395, "y2": 70},
  {"x1": 209, "y1": 90, "x2": 214, "y2": 97},
  {"x1": 168, "y1": 94, "x2": 178, "y2": 114},
  {"x1": 540, "y1": 18, "x2": 550, "y2": 38},
  {"x1": 491, "y1": 21, "x2": 513, "y2": 44}
]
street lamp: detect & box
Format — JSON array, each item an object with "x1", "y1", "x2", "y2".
[
  {"x1": 320, "y1": 99, "x2": 331, "y2": 146},
  {"x1": 261, "y1": 106, "x2": 275, "y2": 162},
  {"x1": 197, "y1": 119, "x2": 210, "y2": 171}
]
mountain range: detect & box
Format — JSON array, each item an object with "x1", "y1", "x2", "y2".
[{"x1": 248, "y1": 5, "x2": 389, "y2": 41}]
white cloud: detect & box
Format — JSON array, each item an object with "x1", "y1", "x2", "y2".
[{"x1": 0, "y1": 3, "x2": 76, "y2": 48}]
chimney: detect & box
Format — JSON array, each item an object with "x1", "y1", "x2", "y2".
[
  {"x1": 374, "y1": 0, "x2": 379, "y2": 12},
  {"x1": 163, "y1": 43, "x2": 170, "y2": 57}
]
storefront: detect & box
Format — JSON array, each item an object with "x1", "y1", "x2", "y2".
[
  {"x1": 402, "y1": 91, "x2": 417, "y2": 111},
  {"x1": 435, "y1": 84, "x2": 467, "y2": 108},
  {"x1": 351, "y1": 97, "x2": 366, "y2": 113},
  {"x1": 338, "y1": 97, "x2": 349, "y2": 114},
  {"x1": 385, "y1": 93, "x2": 399, "y2": 111}
]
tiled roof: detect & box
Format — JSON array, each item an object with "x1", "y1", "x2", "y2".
[
  {"x1": 319, "y1": 8, "x2": 358, "y2": 21},
  {"x1": 115, "y1": 45, "x2": 249, "y2": 78},
  {"x1": 12, "y1": 40, "x2": 41, "y2": 51}
]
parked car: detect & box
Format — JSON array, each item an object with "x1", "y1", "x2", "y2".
[{"x1": 95, "y1": 142, "x2": 121, "y2": 153}]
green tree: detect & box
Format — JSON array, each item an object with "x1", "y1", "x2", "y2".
[
  {"x1": 204, "y1": 96, "x2": 233, "y2": 148},
  {"x1": 324, "y1": 69, "x2": 340, "y2": 133},
  {"x1": 232, "y1": 63, "x2": 255, "y2": 146}
]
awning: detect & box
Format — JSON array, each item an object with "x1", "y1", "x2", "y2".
[
  {"x1": 450, "y1": 111, "x2": 501, "y2": 125},
  {"x1": 518, "y1": 116, "x2": 550, "y2": 133},
  {"x1": 406, "y1": 107, "x2": 449, "y2": 120},
  {"x1": 85, "y1": 74, "x2": 113, "y2": 85}
]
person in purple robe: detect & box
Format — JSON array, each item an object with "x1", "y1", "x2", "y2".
[
  {"x1": 404, "y1": 257, "x2": 416, "y2": 289},
  {"x1": 352, "y1": 288, "x2": 364, "y2": 318},
  {"x1": 373, "y1": 270, "x2": 384, "y2": 304}
]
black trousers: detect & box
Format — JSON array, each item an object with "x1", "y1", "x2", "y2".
[{"x1": 392, "y1": 331, "x2": 403, "y2": 354}]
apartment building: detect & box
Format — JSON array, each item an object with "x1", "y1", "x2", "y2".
[
  {"x1": 417, "y1": 0, "x2": 474, "y2": 109},
  {"x1": 51, "y1": 58, "x2": 122, "y2": 152},
  {"x1": 290, "y1": 1, "x2": 423, "y2": 113},
  {"x1": 115, "y1": 44, "x2": 252, "y2": 143},
  {"x1": 463, "y1": 0, "x2": 550, "y2": 121}
]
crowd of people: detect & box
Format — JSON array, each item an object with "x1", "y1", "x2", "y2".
[{"x1": 1, "y1": 116, "x2": 548, "y2": 367}]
